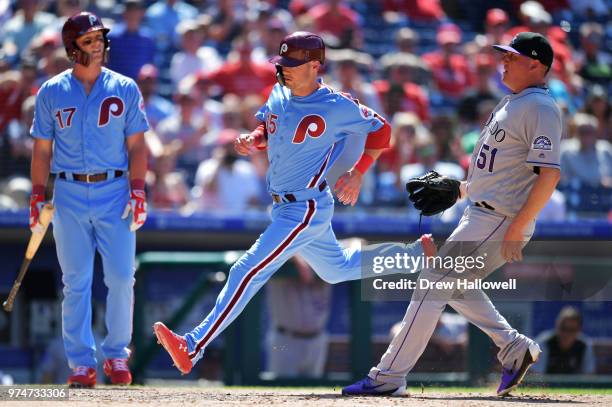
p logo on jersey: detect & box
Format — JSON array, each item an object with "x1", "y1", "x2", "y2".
[
  {"x1": 532, "y1": 135, "x2": 552, "y2": 151},
  {"x1": 293, "y1": 115, "x2": 326, "y2": 144},
  {"x1": 98, "y1": 96, "x2": 125, "y2": 127}
]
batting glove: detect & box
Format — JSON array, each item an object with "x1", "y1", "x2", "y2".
[
  {"x1": 122, "y1": 189, "x2": 147, "y2": 231},
  {"x1": 29, "y1": 193, "x2": 47, "y2": 234}
]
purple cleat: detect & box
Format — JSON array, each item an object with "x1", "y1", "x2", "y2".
[
  {"x1": 342, "y1": 376, "x2": 407, "y2": 396},
  {"x1": 497, "y1": 342, "x2": 542, "y2": 397}
]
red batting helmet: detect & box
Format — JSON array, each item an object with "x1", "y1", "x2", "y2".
[
  {"x1": 62, "y1": 12, "x2": 110, "y2": 66},
  {"x1": 269, "y1": 31, "x2": 325, "y2": 67}
]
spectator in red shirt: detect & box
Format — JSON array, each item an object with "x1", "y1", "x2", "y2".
[
  {"x1": 485, "y1": 8, "x2": 512, "y2": 46},
  {"x1": 377, "y1": 112, "x2": 421, "y2": 176},
  {"x1": 374, "y1": 53, "x2": 430, "y2": 122},
  {"x1": 307, "y1": 0, "x2": 361, "y2": 48},
  {"x1": 422, "y1": 24, "x2": 474, "y2": 101},
  {"x1": 382, "y1": 0, "x2": 445, "y2": 23},
  {"x1": 0, "y1": 59, "x2": 38, "y2": 134},
  {"x1": 205, "y1": 35, "x2": 277, "y2": 99}
]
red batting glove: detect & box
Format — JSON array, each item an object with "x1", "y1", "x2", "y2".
[
  {"x1": 29, "y1": 193, "x2": 46, "y2": 234},
  {"x1": 121, "y1": 189, "x2": 147, "y2": 231}
]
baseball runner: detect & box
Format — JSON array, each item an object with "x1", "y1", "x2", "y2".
[
  {"x1": 153, "y1": 31, "x2": 436, "y2": 374},
  {"x1": 343, "y1": 32, "x2": 562, "y2": 397},
  {"x1": 30, "y1": 12, "x2": 149, "y2": 387}
]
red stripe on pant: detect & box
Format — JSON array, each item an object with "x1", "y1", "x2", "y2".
[{"x1": 190, "y1": 199, "x2": 317, "y2": 358}]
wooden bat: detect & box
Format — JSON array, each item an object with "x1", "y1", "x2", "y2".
[{"x1": 3, "y1": 203, "x2": 55, "y2": 312}]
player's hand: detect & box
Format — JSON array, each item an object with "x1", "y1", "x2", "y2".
[
  {"x1": 29, "y1": 193, "x2": 46, "y2": 234},
  {"x1": 122, "y1": 189, "x2": 147, "y2": 231},
  {"x1": 501, "y1": 223, "x2": 524, "y2": 263},
  {"x1": 334, "y1": 170, "x2": 363, "y2": 206},
  {"x1": 234, "y1": 133, "x2": 254, "y2": 156}
]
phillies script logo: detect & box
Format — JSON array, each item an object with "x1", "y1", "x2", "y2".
[
  {"x1": 98, "y1": 96, "x2": 125, "y2": 126},
  {"x1": 292, "y1": 115, "x2": 326, "y2": 144}
]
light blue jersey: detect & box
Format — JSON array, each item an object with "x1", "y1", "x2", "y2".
[
  {"x1": 30, "y1": 67, "x2": 148, "y2": 369},
  {"x1": 256, "y1": 82, "x2": 384, "y2": 194},
  {"x1": 31, "y1": 67, "x2": 149, "y2": 173}
]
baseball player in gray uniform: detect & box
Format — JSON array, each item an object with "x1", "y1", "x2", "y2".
[{"x1": 343, "y1": 32, "x2": 562, "y2": 397}]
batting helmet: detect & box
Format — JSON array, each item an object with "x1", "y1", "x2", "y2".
[
  {"x1": 269, "y1": 31, "x2": 325, "y2": 67},
  {"x1": 62, "y1": 12, "x2": 110, "y2": 66}
]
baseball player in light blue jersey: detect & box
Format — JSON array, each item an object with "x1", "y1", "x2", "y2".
[
  {"x1": 153, "y1": 32, "x2": 436, "y2": 374},
  {"x1": 30, "y1": 12, "x2": 149, "y2": 387},
  {"x1": 344, "y1": 32, "x2": 562, "y2": 397}
]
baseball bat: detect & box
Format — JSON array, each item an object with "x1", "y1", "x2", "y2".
[{"x1": 3, "y1": 203, "x2": 55, "y2": 312}]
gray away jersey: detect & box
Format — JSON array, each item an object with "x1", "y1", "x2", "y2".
[{"x1": 466, "y1": 87, "x2": 562, "y2": 216}]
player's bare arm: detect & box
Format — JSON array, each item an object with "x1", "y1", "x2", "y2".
[
  {"x1": 502, "y1": 167, "x2": 560, "y2": 263},
  {"x1": 30, "y1": 138, "x2": 53, "y2": 232},
  {"x1": 335, "y1": 148, "x2": 383, "y2": 206},
  {"x1": 126, "y1": 132, "x2": 148, "y2": 182},
  {"x1": 31, "y1": 138, "x2": 53, "y2": 188},
  {"x1": 335, "y1": 115, "x2": 391, "y2": 206}
]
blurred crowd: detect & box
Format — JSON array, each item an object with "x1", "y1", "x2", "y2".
[{"x1": 0, "y1": 0, "x2": 610, "y2": 220}]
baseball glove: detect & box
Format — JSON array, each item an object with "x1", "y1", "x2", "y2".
[{"x1": 405, "y1": 170, "x2": 461, "y2": 216}]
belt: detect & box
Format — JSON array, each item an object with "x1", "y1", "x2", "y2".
[
  {"x1": 58, "y1": 170, "x2": 124, "y2": 183},
  {"x1": 272, "y1": 180, "x2": 327, "y2": 204},
  {"x1": 474, "y1": 201, "x2": 495, "y2": 211},
  {"x1": 276, "y1": 326, "x2": 321, "y2": 339}
]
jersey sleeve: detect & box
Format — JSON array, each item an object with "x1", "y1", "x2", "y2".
[
  {"x1": 124, "y1": 79, "x2": 150, "y2": 137},
  {"x1": 30, "y1": 84, "x2": 55, "y2": 140},
  {"x1": 255, "y1": 83, "x2": 281, "y2": 122},
  {"x1": 255, "y1": 101, "x2": 269, "y2": 123},
  {"x1": 524, "y1": 105, "x2": 562, "y2": 169},
  {"x1": 335, "y1": 94, "x2": 385, "y2": 141}
]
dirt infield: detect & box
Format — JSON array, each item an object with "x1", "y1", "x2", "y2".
[{"x1": 7, "y1": 386, "x2": 612, "y2": 407}]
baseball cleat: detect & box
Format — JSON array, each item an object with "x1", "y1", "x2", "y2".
[
  {"x1": 153, "y1": 322, "x2": 192, "y2": 374},
  {"x1": 342, "y1": 376, "x2": 407, "y2": 396},
  {"x1": 497, "y1": 342, "x2": 542, "y2": 397},
  {"x1": 67, "y1": 366, "x2": 96, "y2": 388},
  {"x1": 103, "y1": 358, "x2": 132, "y2": 385},
  {"x1": 420, "y1": 234, "x2": 437, "y2": 258}
]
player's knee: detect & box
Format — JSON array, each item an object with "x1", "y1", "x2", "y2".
[{"x1": 103, "y1": 271, "x2": 135, "y2": 288}]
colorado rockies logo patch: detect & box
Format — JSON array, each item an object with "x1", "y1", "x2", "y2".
[{"x1": 532, "y1": 135, "x2": 552, "y2": 151}]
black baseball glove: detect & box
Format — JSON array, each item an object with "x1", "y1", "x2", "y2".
[{"x1": 405, "y1": 171, "x2": 461, "y2": 216}]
